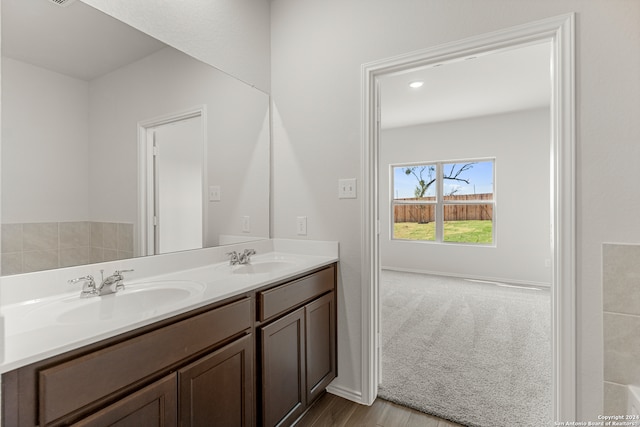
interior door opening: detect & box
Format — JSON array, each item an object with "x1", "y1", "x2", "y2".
[
  {"x1": 359, "y1": 14, "x2": 575, "y2": 423},
  {"x1": 376, "y1": 42, "x2": 552, "y2": 427}
]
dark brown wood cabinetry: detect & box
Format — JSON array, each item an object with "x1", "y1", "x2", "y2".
[
  {"x1": 304, "y1": 292, "x2": 336, "y2": 405},
  {"x1": 1, "y1": 263, "x2": 337, "y2": 427},
  {"x1": 70, "y1": 374, "x2": 178, "y2": 427},
  {"x1": 179, "y1": 334, "x2": 253, "y2": 427},
  {"x1": 260, "y1": 308, "x2": 306, "y2": 427},
  {"x1": 258, "y1": 266, "x2": 337, "y2": 427}
]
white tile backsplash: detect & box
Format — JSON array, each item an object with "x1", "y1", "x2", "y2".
[
  {"x1": 604, "y1": 381, "x2": 628, "y2": 416},
  {"x1": 603, "y1": 243, "x2": 640, "y2": 316},
  {"x1": 603, "y1": 243, "x2": 640, "y2": 415}
]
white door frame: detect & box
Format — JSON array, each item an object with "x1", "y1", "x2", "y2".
[
  {"x1": 360, "y1": 14, "x2": 576, "y2": 422},
  {"x1": 137, "y1": 106, "x2": 208, "y2": 256}
]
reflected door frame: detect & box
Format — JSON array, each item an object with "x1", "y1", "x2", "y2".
[
  {"x1": 354, "y1": 14, "x2": 576, "y2": 423},
  {"x1": 137, "y1": 106, "x2": 208, "y2": 256}
]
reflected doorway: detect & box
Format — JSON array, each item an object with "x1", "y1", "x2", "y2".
[{"x1": 138, "y1": 108, "x2": 207, "y2": 255}]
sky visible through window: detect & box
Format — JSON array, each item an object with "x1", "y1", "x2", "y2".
[{"x1": 393, "y1": 160, "x2": 494, "y2": 199}]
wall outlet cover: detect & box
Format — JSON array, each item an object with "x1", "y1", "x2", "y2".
[{"x1": 241, "y1": 216, "x2": 250, "y2": 233}]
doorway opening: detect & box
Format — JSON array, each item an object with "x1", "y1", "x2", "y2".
[
  {"x1": 138, "y1": 107, "x2": 207, "y2": 256},
  {"x1": 360, "y1": 14, "x2": 575, "y2": 423},
  {"x1": 376, "y1": 41, "x2": 553, "y2": 426}
]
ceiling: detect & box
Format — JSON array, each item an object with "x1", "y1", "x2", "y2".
[
  {"x1": 3, "y1": 1, "x2": 551, "y2": 119},
  {"x1": 379, "y1": 42, "x2": 551, "y2": 129},
  {"x1": 1, "y1": 0, "x2": 167, "y2": 81}
]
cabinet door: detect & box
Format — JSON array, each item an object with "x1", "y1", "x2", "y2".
[
  {"x1": 305, "y1": 292, "x2": 336, "y2": 404},
  {"x1": 71, "y1": 374, "x2": 177, "y2": 427},
  {"x1": 178, "y1": 334, "x2": 253, "y2": 427},
  {"x1": 260, "y1": 307, "x2": 306, "y2": 427}
]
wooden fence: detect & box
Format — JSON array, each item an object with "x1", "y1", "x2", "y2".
[{"x1": 394, "y1": 194, "x2": 493, "y2": 223}]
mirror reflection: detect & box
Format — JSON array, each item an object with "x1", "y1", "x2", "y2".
[{"x1": 1, "y1": 0, "x2": 270, "y2": 275}]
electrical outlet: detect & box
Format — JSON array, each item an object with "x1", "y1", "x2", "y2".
[
  {"x1": 296, "y1": 216, "x2": 307, "y2": 235},
  {"x1": 338, "y1": 178, "x2": 357, "y2": 199},
  {"x1": 209, "y1": 185, "x2": 221, "y2": 202},
  {"x1": 241, "y1": 216, "x2": 250, "y2": 233}
]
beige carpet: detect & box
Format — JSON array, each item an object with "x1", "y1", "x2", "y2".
[{"x1": 378, "y1": 270, "x2": 552, "y2": 427}]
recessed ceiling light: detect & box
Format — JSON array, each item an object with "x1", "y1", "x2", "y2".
[{"x1": 409, "y1": 81, "x2": 424, "y2": 89}]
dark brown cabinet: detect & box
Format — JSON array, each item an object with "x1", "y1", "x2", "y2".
[
  {"x1": 179, "y1": 334, "x2": 253, "y2": 427},
  {"x1": 260, "y1": 308, "x2": 306, "y2": 427},
  {"x1": 304, "y1": 292, "x2": 336, "y2": 405},
  {"x1": 2, "y1": 263, "x2": 337, "y2": 427},
  {"x1": 70, "y1": 374, "x2": 177, "y2": 427},
  {"x1": 258, "y1": 266, "x2": 337, "y2": 427},
  {"x1": 3, "y1": 297, "x2": 252, "y2": 427}
]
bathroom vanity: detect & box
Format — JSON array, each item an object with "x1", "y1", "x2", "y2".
[{"x1": 0, "y1": 243, "x2": 338, "y2": 427}]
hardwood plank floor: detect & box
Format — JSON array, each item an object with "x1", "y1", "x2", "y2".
[{"x1": 295, "y1": 393, "x2": 465, "y2": 427}]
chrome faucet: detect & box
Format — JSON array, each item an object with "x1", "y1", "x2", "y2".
[
  {"x1": 238, "y1": 248, "x2": 256, "y2": 264},
  {"x1": 226, "y1": 249, "x2": 256, "y2": 265},
  {"x1": 97, "y1": 269, "x2": 134, "y2": 295},
  {"x1": 68, "y1": 269, "x2": 134, "y2": 298}
]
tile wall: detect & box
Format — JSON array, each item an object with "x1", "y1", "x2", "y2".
[
  {"x1": 603, "y1": 243, "x2": 640, "y2": 415},
  {"x1": 1, "y1": 222, "x2": 134, "y2": 275}
]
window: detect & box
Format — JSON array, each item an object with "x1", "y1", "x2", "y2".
[{"x1": 391, "y1": 159, "x2": 495, "y2": 245}]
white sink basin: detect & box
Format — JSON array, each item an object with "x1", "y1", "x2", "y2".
[
  {"x1": 216, "y1": 260, "x2": 297, "y2": 275},
  {"x1": 47, "y1": 280, "x2": 204, "y2": 324}
]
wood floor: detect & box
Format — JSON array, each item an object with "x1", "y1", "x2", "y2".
[{"x1": 295, "y1": 393, "x2": 465, "y2": 427}]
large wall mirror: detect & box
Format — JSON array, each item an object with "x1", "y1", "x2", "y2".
[{"x1": 1, "y1": 0, "x2": 270, "y2": 276}]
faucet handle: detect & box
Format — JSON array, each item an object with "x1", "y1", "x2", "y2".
[
  {"x1": 69, "y1": 275, "x2": 98, "y2": 298},
  {"x1": 242, "y1": 248, "x2": 256, "y2": 262},
  {"x1": 226, "y1": 251, "x2": 239, "y2": 259},
  {"x1": 68, "y1": 275, "x2": 94, "y2": 285},
  {"x1": 115, "y1": 269, "x2": 134, "y2": 276},
  {"x1": 226, "y1": 251, "x2": 240, "y2": 265},
  {"x1": 113, "y1": 269, "x2": 134, "y2": 291}
]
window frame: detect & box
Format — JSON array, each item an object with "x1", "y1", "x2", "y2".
[{"x1": 390, "y1": 158, "x2": 496, "y2": 246}]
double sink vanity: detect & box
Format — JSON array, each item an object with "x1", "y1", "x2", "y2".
[{"x1": 0, "y1": 239, "x2": 338, "y2": 427}]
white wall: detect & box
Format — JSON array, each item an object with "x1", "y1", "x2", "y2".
[
  {"x1": 380, "y1": 109, "x2": 551, "y2": 285},
  {"x1": 270, "y1": 0, "x2": 640, "y2": 421},
  {"x1": 80, "y1": 0, "x2": 271, "y2": 93},
  {"x1": 1, "y1": 57, "x2": 90, "y2": 223},
  {"x1": 88, "y1": 47, "x2": 270, "y2": 246}
]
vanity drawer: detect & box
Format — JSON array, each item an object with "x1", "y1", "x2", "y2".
[
  {"x1": 38, "y1": 297, "x2": 251, "y2": 426},
  {"x1": 258, "y1": 266, "x2": 335, "y2": 322}
]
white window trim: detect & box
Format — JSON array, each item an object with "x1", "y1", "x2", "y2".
[{"x1": 390, "y1": 159, "x2": 496, "y2": 246}]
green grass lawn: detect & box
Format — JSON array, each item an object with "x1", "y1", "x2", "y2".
[{"x1": 393, "y1": 220, "x2": 493, "y2": 244}]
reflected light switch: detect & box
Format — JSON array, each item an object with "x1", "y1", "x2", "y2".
[{"x1": 209, "y1": 185, "x2": 221, "y2": 202}]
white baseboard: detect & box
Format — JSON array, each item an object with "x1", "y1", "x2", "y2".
[
  {"x1": 381, "y1": 266, "x2": 551, "y2": 288},
  {"x1": 325, "y1": 384, "x2": 366, "y2": 405}
]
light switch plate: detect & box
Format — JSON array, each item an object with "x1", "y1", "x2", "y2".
[
  {"x1": 338, "y1": 178, "x2": 357, "y2": 199},
  {"x1": 209, "y1": 185, "x2": 221, "y2": 202},
  {"x1": 241, "y1": 216, "x2": 250, "y2": 233},
  {"x1": 296, "y1": 216, "x2": 307, "y2": 235}
]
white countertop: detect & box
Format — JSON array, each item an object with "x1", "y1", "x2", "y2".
[{"x1": 0, "y1": 241, "x2": 338, "y2": 374}]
